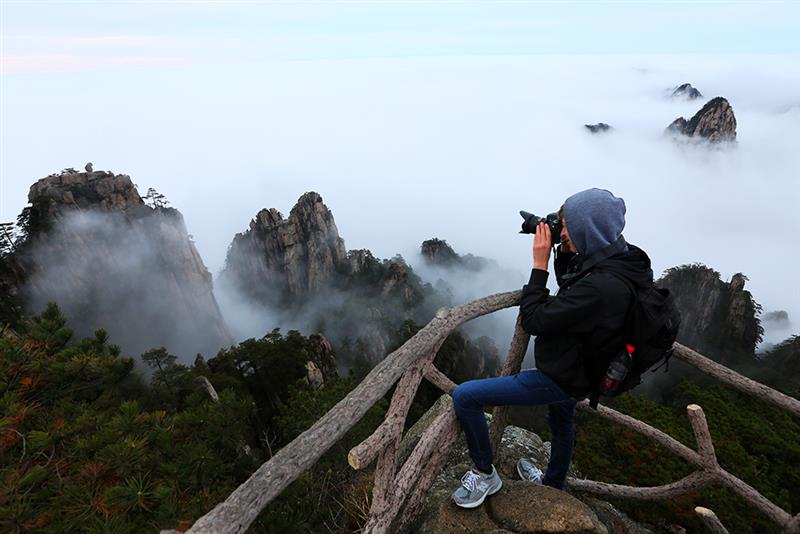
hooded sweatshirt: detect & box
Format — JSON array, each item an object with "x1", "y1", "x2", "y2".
[
  {"x1": 519, "y1": 189, "x2": 654, "y2": 398},
  {"x1": 562, "y1": 188, "x2": 627, "y2": 256}
]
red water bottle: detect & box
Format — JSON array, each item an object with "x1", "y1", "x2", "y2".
[{"x1": 599, "y1": 344, "x2": 635, "y2": 395}]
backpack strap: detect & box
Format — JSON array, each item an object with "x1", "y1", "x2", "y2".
[
  {"x1": 561, "y1": 236, "x2": 628, "y2": 286},
  {"x1": 589, "y1": 267, "x2": 638, "y2": 408}
]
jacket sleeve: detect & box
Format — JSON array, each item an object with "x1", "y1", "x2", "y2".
[{"x1": 520, "y1": 269, "x2": 603, "y2": 336}]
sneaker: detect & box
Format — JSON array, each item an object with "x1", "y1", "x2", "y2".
[
  {"x1": 516, "y1": 457, "x2": 544, "y2": 484},
  {"x1": 451, "y1": 465, "x2": 503, "y2": 508}
]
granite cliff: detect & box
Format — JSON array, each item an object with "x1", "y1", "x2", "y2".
[
  {"x1": 658, "y1": 264, "x2": 762, "y2": 366},
  {"x1": 221, "y1": 192, "x2": 348, "y2": 305},
  {"x1": 13, "y1": 168, "x2": 233, "y2": 359}
]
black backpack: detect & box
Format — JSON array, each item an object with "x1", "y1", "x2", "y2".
[{"x1": 589, "y1": 274, "x2": 682, "y2": 408}]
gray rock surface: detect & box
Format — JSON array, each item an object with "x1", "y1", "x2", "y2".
[{"x1": 306, "y1": 333, "x2": 338, "y2": 384}]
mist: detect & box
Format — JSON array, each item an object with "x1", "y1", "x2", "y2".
[
  {"x1": 22, "y1": 209, "x2": 232, "y2": 361},
  {"x1": 4, "y1": 54, "x2": 799, "y2": 351}
]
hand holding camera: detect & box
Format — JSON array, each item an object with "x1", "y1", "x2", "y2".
[
  {"x1": 533, "y1": 223, "x2": 553, "y2": 270},
  {"x1": 520, "y1": 210, "x2": 564, "y2": 271}
]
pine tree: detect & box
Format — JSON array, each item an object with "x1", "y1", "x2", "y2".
[{"x1": 143, "y1": 188, "x2": 170, "y2": 209}]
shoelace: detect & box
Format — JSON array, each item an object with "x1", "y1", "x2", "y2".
[
  {"x1": 526, "y1": 465, "x2": 543, "y2": 481},
  {"x1": 461, "y1": 469, "x2": 481, "y2": 492}
]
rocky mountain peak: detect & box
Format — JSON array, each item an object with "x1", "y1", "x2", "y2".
[
  {"x1": 420, "y1": 238, "x2": 460, "y2": 266},
  {"x1": 28, "y1": 168, "x2": 144, "y2": 218},
  {"x1": 221, "y1": 195, "x2": 442, "y2": 365},
  {"x1": 671, "y1": 82, "x2": 703, "y2": 100},
  {"x1": 253, "y1": 208, "x2": 284, "y2": 229},
  {"x1": 223, "y1": 192, "x2": 348, "y2": 304},
  {"x1": 666, "y1": 97, "x2": 737, "y2": 142},
  {"x1": 420, "y1": 238, "x2": 494, "y2": 272},
  {"x1": 584, "y1": 122, "x2": 612, "y2": 134}
]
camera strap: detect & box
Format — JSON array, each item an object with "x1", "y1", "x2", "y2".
[{"x1": 561, "y1": 236, "x2": 628, "y2": 285}]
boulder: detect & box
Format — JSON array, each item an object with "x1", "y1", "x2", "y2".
[{"x1": 307, "y1": 333, "x2": 338, "y2": 382}]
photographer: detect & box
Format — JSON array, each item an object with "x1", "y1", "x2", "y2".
[{"x1": 451, "y1": 188, "x2": 654, "y2": 509}]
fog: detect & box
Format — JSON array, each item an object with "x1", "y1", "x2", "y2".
[
  {"x1": 4, "y1": 54, "x2": 799, "y2": 350},
  {"x1": 22, "y1": 209, "x2": 233, "y2": 360}
]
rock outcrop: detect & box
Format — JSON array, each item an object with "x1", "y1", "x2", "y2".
[
  {"x1": 421, "y1": 239, "x2": 461, "y2": 266},
  {"x1": 658, "y1": 265, "x2": 762, "y2": 365},
  {"x1": 665, "y1": 97, "x2": 737, "y2": 142},
  {"x1": 671, "y1": 83, "x2": 703, "y2": 100},
  {"x1": 584, "y1": 123, "x2": 612, "y2": 134},
  {"x1": 15, "y1": 168, "x2": 233, "y2": 360},
  {"x1": 306, "y1": 333, "x2": 338, "y2": 386}
]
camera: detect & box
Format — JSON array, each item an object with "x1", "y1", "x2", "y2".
[{"x1": 519, "y1": 211, "x2": 563, "y2": 244}]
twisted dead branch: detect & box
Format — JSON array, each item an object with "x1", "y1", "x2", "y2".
[
  {"x1": 185, "y1": 288, "x2": 800, "y2": 534},
  {"x1": 569, "y1": 402, "x2": 799, "y2": 533},
  {"x1": 186, "y1": 291, "x2": 520, "y2": 534},
  {"x1": 673, "y1": 343, "x2": 800, "y2": 418}
]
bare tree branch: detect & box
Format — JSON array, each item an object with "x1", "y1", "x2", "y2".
[
  {"x1": 349, "y1": 339, "x2": 446, "y2": 470},
  {"x1": 694, "y1": 507, "x2": 729, "y2": 534},
  {"x1": 569, "y1": 471, "x2": 716, "y2": 499},
  {"x1": 576, "y1": 400, "x2": 702, "y2": 465},
  {"x1": 186, "y1": 291, "x2": 520, "y2": 534},
  {"x1": 423, "y1": 364, "x2": 456, "y2": 394},
  {"x1": 687, "y1": 404, "x2": 717, "y2": 468},
  {"x1": 489, "y1": 315, "x2": 531, "y2": 453},
  {"x1": 672, "y1": 343, "x2": 800, "y2": 419}
]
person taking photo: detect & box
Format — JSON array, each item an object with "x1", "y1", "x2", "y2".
[{"x1": 451, "y1": 187, "x2": 655, "y2": 509}]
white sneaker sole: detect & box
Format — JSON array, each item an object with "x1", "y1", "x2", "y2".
[{"x1": 453, "y1": 478, "x2": 503, "y2": 509}]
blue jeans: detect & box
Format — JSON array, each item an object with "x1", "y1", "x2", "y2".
[{"x1": 452, "y1": 369, "x2": 577, "y2": 489}]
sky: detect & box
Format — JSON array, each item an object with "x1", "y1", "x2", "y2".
[{"x1": 2, "y1": 1, "x2": 800, "y2": 347}]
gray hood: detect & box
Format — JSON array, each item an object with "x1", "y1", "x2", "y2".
[{"x1": 563, "y1": 188, "x2": 626, "y2": 256}]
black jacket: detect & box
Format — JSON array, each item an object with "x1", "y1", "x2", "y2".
[{"x1": 520, "y1": 243, "x2": 654, "y2": 398}]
